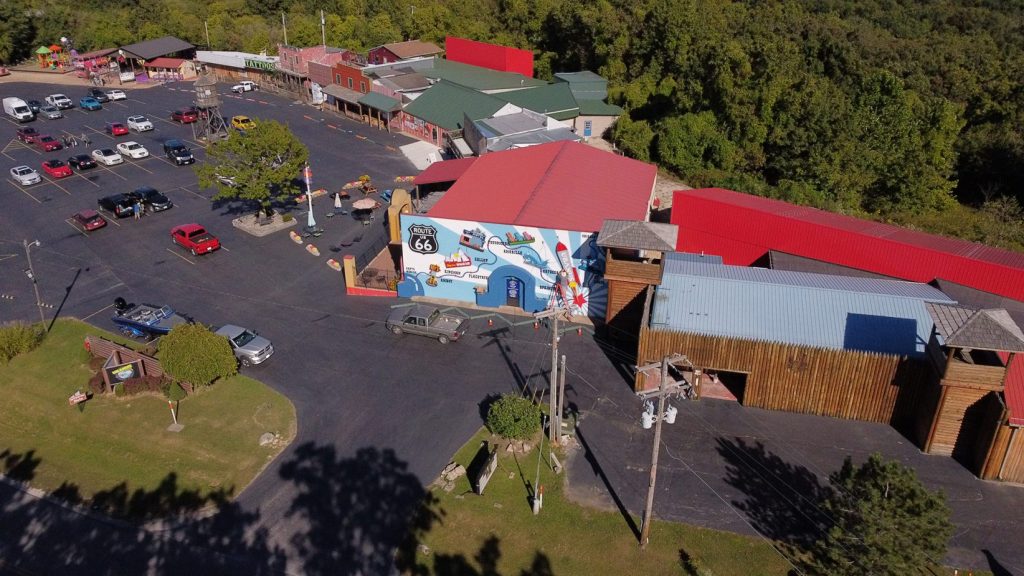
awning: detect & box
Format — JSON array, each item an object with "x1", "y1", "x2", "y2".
[
  {"x1": 276, "y1": 68, "x2": 307, "y2": 79},
  {"x1": 358, "y1": 92, "x2": 402, "y2": 112},
  {"x1": 414, "y1": 157, "x2": 478, "y2": 186},
  {"x1": 321, "y1": 85, "x2": 363, "y2": 105}
]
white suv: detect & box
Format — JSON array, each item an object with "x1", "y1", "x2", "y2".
[{"x1": 45, "y1": 94, "x2": 73, "y2": 110}]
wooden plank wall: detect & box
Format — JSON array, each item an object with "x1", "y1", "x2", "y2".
[
  {"x1": 983, "y1": 425, "x2": 1024, "y2": 482},
  {"x1": 606, "y1": 280, "x2": 647, "y2": 325},
  {"x1": 926, "y1": 386, "x2": 990, "y2": 456},
  {"x1": 637, "y1": 329, "x2": 926, "y2": 423}
]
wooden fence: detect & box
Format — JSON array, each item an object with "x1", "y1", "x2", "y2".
[{"x1": 638, "y1": 328, "x2": 931, "y2": 425}]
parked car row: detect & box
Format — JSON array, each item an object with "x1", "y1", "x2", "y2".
[{"x1": 97, "y1": 187, "x2": 173, "y2": 219}]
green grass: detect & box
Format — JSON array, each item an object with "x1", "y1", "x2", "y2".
[
  {"x1": 0, "y1": 319, "x2": 296, "y2": 517},
  {"x1": 403, "y1": 428, "x2": 794, "y2": 576}
]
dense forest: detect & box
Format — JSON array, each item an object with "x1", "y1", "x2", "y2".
[{"x1": 3, "y1": 0, "x2": 1023, "y2": 249}]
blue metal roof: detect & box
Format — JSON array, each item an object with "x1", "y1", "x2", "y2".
[
  {"x1": 667, "y1": 252, "x2": 724, "y2": 265},
  {"x1": 651, "y1": 258, "x2": 957, "y2": 356},
  {"x1": 663, "y1": 254, "x2": 954, "y2": 302}
]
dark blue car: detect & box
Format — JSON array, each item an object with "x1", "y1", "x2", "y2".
[{"x1": 79, "y1": 97, "x2": 102, "y2": 111}]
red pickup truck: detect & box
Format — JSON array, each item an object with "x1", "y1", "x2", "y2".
[{"x1": 171, "y1": 224, "x2": 220, "y2": 255}]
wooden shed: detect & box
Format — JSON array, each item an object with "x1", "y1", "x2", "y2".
[
  {"x1": 921, "y1": 304, "x2": 1024, "y2": 481},
  {"x1": 637, "y1": 255, "x2": 954, "y2": 427},
  {"x1": 596, "y1": 220, "x2": 679, "y2": 341}
]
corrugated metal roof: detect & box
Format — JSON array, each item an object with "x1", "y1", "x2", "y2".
[
  {"x1": 358, "y1": 91, "x2": 402, "y2": 111},
  {"x1": 118, "y1": 36, "x2": 194, "y2": 61},
  {"x1": 414, "y1": 158, "x2": 477, "y2": 186},
  {"x1": 491, "y1": 83, "x2": 580, "y2": 120},
  {"x1": 423, "y1": 58, "x2": 547, "y2": 91},
  {"x1": 402, "y1": 80, "x2": 507, "y2": 130},
  {"x1": 379, "y1": 40, "x2": 443, "y2": 59},
  {"x1": 651, "y1": 265, "x2": 941, "y2": 356},
  {"x1": 576, "y1": 99, "x2": 623, "y2": 116},
  {"x1": 426, "y1": 141, "x2": 656, "y2": 232},
  {"x1": 487, "y1": 128, "x2": 581, "y2": 151},
  {"x1": 1004, "y1": 354, "x2": 1024, "y2": 426},
  {"x1": 663, "y1": 257, "x2": 956, "y2": 302}
]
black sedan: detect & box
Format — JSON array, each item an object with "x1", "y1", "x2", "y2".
[
  {"x1": 87, "y1": 88, "x2": 110, "y2": 103},
  {"x1": 26, "y1": 99, "x2": 42, "y2": 114},
  {"x1": 68, "y1": 154, "x2": 97, "y2": 170},
  {"x1": 97, "y1": 193, "x2": 138, "y2": 218},
  {"x1": 134, "y1": 186, "x2": 172, "y2": 212}
]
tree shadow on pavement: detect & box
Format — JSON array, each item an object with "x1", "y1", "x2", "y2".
[
  {"x1": 716, "y1": 437, "x2": 830, "y2": 562},
  {"x1": 575, "y1": 427, "x2": 640, "y2": 540},
  {"x1": 279, "y1": 441, "x2": 442, "y2": 576},
  {"x1": 0, "y1": 448, "x2": 286, "y2": 575}
]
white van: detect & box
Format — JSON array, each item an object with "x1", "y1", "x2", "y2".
[{"x1": 3, "y1": 97, "x2": 34, "y2": 122}]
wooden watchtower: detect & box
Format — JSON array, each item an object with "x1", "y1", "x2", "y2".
[
  {"x1": 596, "y1": 220, "x2": 677, "y2": 341},
  {"x1": 923, "y1": 304, "x2": 1024, "y2": 480}
]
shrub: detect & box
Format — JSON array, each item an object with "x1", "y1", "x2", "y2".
[
  {"x1": 0, "y1": 322, "x2": 43, "y2": 364},
  {"x1": 113, "y1": 383, "x2": 125, "y2": 397},
  {"x1": 122, "y1": 375, "x2": 167, "y2": 396},
  {"x1": 87, "y1": 372, "x2": 106, "y2": 395},
  {"x1": 165, "y1": 381, "x2": 187, "y2": 401},
  {"x1": 282, "y1": 213, "x2": 294, "y2": 222},
  {"x1": 486, "y1": 395, "x2": 542, "y2": 440},
  {"x1": 159, "y1": 324, "x2": 237, "y2": 387}
]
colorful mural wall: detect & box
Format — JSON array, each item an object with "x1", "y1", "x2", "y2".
[{"x1": 396, "y1": 215, "x2": 606, "y2": 318}]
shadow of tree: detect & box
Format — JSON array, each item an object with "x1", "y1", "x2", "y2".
[
  {"x1": 0, "y1": 448, "x2": 284, "y2": 574},
  {"x1": 279, "y1": 442, "x2": 442, "y2": 576},
  {"x1": 716, "y1": 437, "x2": 830, "y2": 562},
  {"x1": 430, "y1": 535, "x2": 554, "y2": 576}
]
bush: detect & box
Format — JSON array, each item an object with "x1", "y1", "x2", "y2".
[
  {"x1": 122, "y1": 375, "x2": 167, "y2": 396},
  {"x1": 159, "y1": 324, "x2": 237, "y2": 387},
  {"x1": 113, "y1": 383, "x2": 125, "y2": 397},
  {"x1": 486, "y1": 395, "x2": 542, "y2": 440},
  {"x1": 165, "y1": 381, "x2": 187, "y2": 401},
  {"x1": 282, "y1": 213, "x2": 294, "y2": 222},
  {"x1": 87, "y1": 372, "x2": 106, "y2": 395},
  {"x1": 0, "y1": 322, "x2": 43, "y2": 364}
]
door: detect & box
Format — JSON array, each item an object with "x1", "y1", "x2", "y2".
[{"x1": 505, "y1": 277, "x2": 522, "y2": 307}]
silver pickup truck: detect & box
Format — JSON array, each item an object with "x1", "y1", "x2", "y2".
[{"x1": 386, "y1": 305, "x2": 468, "y2": 344}]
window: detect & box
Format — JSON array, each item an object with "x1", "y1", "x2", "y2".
[
  {"x1": 335, "y1": 74, "x2": 341, "y2": 84},
  {"x1": 347, "y1": 78, "x2": 353, "y2": 89},
  {"x1": 360, "y1": 81, "x2": 366, "y2": 92}
]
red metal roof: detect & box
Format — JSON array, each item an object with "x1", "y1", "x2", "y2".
[
  {"x1": 672, "y1": 188, "x2": 1024, "y2": 301},
  {"x1": 427, "y1": 141, "x2": 656, "y2": 232},
  {"x1": 414, "y1": 157, "x2": 477, "y2": 186},
  {"x1": 999, "y1": 353, "x2": 1024, "y2": 426},
  {"x1": 144, "y1": 57, "x2": 185, "y2": 68},
  {"x1": 445, "y1": 36, "x2": 534, "y2": 78}
]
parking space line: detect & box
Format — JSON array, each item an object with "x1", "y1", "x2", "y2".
[
  {"x1": 45, "y1": 177, "x2": 72, "y2": 195},
  {"x1": 7, "y1": 180, "x2": 43, "y2": 203},
  {"x1": 65, "y1": 219, "x2": 88, "y2": 237},
  {"x1": 177, "y1": 185, "x2": 208, "y2": 200},
  {"x1": 81, "y1": 303, "x2": 114, "y2": 322},
  {"x1": 165, "y1": 248, "x2": 196, "y2": 265},
  {"x1": 126, "y1": 159, "x2": 154, "y2": 174},
  {"x1": 99, "y1": 213, "x2": 121, "y2": 227},
  {"x1": 96, "y1": 164, "x2": 128, "y2": 180},
  {"x1": 220, "y1": 246, "x2": 230, "y2": 252},
  {"x1": 72, "y1": 171, "x2": 102, "y2": 187}
]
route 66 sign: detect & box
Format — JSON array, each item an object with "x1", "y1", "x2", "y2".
[{"x1": 408, "y1": 224, "x2": 439, "y2": 254}]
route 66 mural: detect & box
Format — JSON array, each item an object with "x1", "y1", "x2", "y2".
[{"x1": 396, "y1": 215, "x2": 606, "y2": 318}]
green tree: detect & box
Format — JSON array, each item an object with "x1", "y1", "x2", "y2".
[
  {"x1": 195, "y1": 119, "x2": 309, "y2": 215},
  {"x1": 0, "y1": 0, "x2": 34, "y2": 64},
  {"x1": 656, "y1": 112, "x2": 737, "y2": 178},
  {"x1": 159, "y1": 324, "x2": 238, "y2": 387},
  {"x1": 611, "y1": 115, "x2": 654, "y2": 162},
  {"x1": 486, "y1": 395, "x2": 541, "y2": 441},
  {"x1": 809, "y1": 453, "x2": 953, "y2": 576}
]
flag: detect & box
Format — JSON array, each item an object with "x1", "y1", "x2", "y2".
[{"x1": 303, "y1": 164, "x2": 312, "y2": 189}]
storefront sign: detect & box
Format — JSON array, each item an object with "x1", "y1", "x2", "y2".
[
  {"x1": 105, "y1": 361, "x2": 139, "y2": 382},
  {"x1": 245, "y1": 59, "x2": 276, "y2": 71},
  {"x1": 474, "y1": 449, "x2": 499, "y2": 495}
]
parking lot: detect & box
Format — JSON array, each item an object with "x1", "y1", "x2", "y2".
[{"x1": 2, "y1": 80, "x2": 1022, "y2": 575}]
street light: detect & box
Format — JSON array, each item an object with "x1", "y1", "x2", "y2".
[{"x1": 23, "y1": 240, "x2": 45, "y2": 325}]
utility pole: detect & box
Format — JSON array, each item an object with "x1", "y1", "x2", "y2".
[
  {"x1": 204, "y1": 21, "x2": 211, "y2": 50},
  {"x1": 534, "y1": 306, "x2": 566, "y2": 444},
  {"x1": 23, "y1": 240, "x2": 45, "y2": 326},
  {"x1": 557, "y1": 354, "x2": 566, "y2": 440},
  {"x1": 635, "y1": 353, "x2": 691, "y2": 550},
  {"x1": 282, "y1": 13, "x2": 288, "y2": 46},
  {"x1": 320, "y1": 10, "x2": 326, "y2": 49}
]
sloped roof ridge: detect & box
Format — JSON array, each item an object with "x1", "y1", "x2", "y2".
[{"x1": 946, "y1": 308, "x2": 1024, "y2": 352}]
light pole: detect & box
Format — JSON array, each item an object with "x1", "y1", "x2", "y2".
[{"x1": 23, "y1": 240, "x2": 45, "y2": 326}]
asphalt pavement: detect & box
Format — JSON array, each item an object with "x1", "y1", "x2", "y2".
[{"x1": 0, "y1": 80, "x2": 1021, "y2": 575}]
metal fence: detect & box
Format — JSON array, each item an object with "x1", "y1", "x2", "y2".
[
  {"x1": 353, "y1": 224, "x2": 390, "y2": 270},
  {"x1": 353, "y1": 267, "x2": 400, "y2": 291}
]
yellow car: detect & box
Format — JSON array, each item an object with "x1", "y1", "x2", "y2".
[{"x1": 231, "y1": 115, "x2": 256, "y2": 131}]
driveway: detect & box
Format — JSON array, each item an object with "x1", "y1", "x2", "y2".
[{"x1": 0, "y1": 81, "x2": 1021, "y2": 575}]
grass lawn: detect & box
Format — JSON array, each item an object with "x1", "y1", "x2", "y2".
[
  {"x1": 0, "y1": 319, "x2": 296, "y2": 517},
  {"x1": 404, "y1": 428, "x2": 794, "y2": 576},
  {"x1": 405, "y1": 429, "x2": 995, "y2": 576}
]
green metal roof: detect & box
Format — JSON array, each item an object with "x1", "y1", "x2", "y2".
[
  {"x1": 402, "y1": 81, "x2": 507, "y2": 131},
  {"x1": 423, "y1": 58, "x2": 547, "y2": 91},
  {"x1": 358, "y1": 91, "x2": 402, "y2": 112},
  {"x1": 577, "y1": 99, "x2": 624, "y2": 116},
  {"x1": 491, "y1": 83, "x2": 580, "y2": 121}
]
